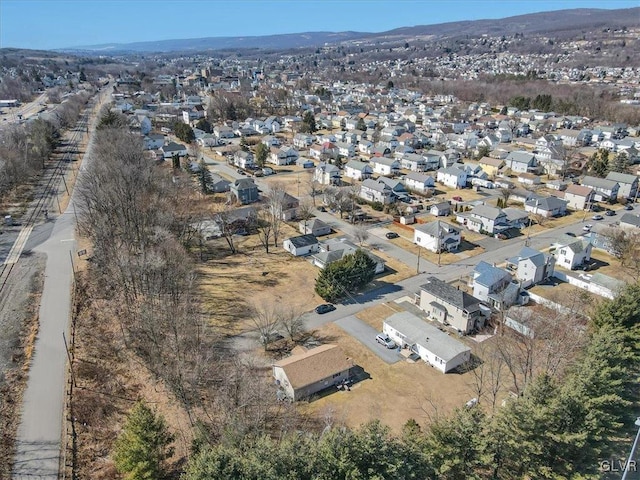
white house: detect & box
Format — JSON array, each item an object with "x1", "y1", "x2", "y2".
[
  {"x1": 283, "y1": 234, "x2": 320, "y2": 256},
  {"x1": 524, "y1": 196, "x2": 568, "y2": 218},
  {"x1": 370, "y1": 157, "x2": 401, "y2": 176},
  {"x1": 359, "y1": 178, "x2": 395, "y2": 204},
  {"x1": 458, "y1": 205, "x2": 509, "y2": 235},
  {"x1": 414, "y1": 221, "x2": 461, "y2": 253},
  {"x1": 552, "y1": 234, "x2": 592, "y2": 270},
  {"x1": 580, "y1": 176, "x2": 619, "y2": 202},
  {"x1": 399, "y1": 153, "x2": 427, "y2": 172},
  {"x1": 564, "y1": 184, "x2": 595, "y2": 210},
  {"x1": 404, "y1": 172, "x2": 435, "y2": 194},
  {"x1": 383, "y1": 312, "x2": 471, "y2": 373},
  {"x1": 605, "y1": 171, "x2": 638, "y2": 200},
  {"x1": 314, "y1": 162, "x2": 341, "y2": 185},
  {"x1": 344, "y1": 160, "x2": 373, "y2": 181},
  {"x1": 161, "y1": 141, "x2": 188, "y2": 159},
  {"x1": 436, "y1": 166, "x2": 467, "y2": 189},
  {"x1": 505, "y1": 151, "x2": 538, "y2": 174},
  {"x1": 143, "y1": 134, "x2": 165, "y2": 150},
  {"x1": 269, "y1": 146, "x2": 299, "y2": 166},
  {"x1": 470, "y1": 261, "x2": 517, "y2": 310},
  {"x1": 506, "y1": 246, "x2": 555, "y2": 288}
]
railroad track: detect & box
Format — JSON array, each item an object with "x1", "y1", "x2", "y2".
[{"x1": 0, "y1": 100, "x2": 94, "y2": 296}]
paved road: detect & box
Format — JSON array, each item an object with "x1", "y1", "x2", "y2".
[
  {"x1": 334, "y1": 316, "x2": 402, "y2": 364},
  {"x1": 12, "y1": 87, "x2": 108, "y2": 479}
]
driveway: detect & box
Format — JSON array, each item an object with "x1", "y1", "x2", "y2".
[{"x1": 334, "y1": 315, "x2": 402, "y2": 364}]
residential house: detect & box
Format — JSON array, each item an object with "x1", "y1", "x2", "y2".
[
  {"x1": 271, "y1": 191, "x2": 299, "y2": 221},
  {"x1": 161, "y1": 141, "x2": 187, "y2": 159},
  {"x1": 214, "y1": 125, "x2": 235, "y2": 139},
  {"x1": 524, "y1": 196, "x2": 568, "y2": 218},
  {"x1": 581, "y1": 176, "x2": 620, "y2": 202},
  {"x1": 359, "y1": 178, "x2": 395, "y2": 204},
  {"x1": 344, "y1": 160, "x2": 373, "y2": 181},
  {"x1": 143, "y1": 134, "x2": 165, "y2": 151},
  {"x1": 404, "y1": 172, "x2": 435, "y2": 194},
  {"x1": 505, "y1": 151, "x2": 538, "y2": 174},
  {"x1": 269, "y1": 146, "x2": 299, "y2": 166},
  {"x1": 370, "y1": 157, "x2": 401, "y2": 176},
  {"x1": 383, "y1": 312, "x2": 471, "y2": 373},
  {"x1": 336, "y1": 142, "x2": 356, "y2": 158},
  {"x1": 377, "y1": 177, "x2": 408, "y2": 200},
  {"x1": 261, "y1": 135, "x2": 281, "y2": 147},
  {"x1": 311, "y1": 238, "x2": 385, "y2": 274},
  {"x1": 207, "y1": 173, "x2": 231, "y2": 193},
  {"x1": 417, "y1": 276, "x2": 485, "y2": 334},
  {"x1": 506, "y1": 246, "x2": 555, "y2": 288},
  {"x1": 605, "y1": 172, "x2": 638, "y2": 200},
  {"x1": 233, "y1": 150, "x2": 255, "y2": 169},
  {"x1": 358, "y1": 140, "x2": 375, "y2": 155},
  {"x1": 283, "y1": 234, "x2": 320, "y2": 256},
  {"x1": 230, "y1": 178, "x2": 259, "y2": 204},
  {"x1": 399, "y1": 153, "x2": 427, "y2": 172},
  {"x1": 273, "y1": 344, "x2": 354, "y2": 401},
  {"x1": 314, "y1": 162, "x2": 341, "y2": 185},
  {"x1": 552, "y1": 234, "x2": 592, "y2": 270},
  {"x1": 299, "y1": 218, "x2": 331, "y2": 237},
  {"x1": 517, "y1": 172, "x2": 541, "y2": 186},
  {"x1": 423, "y1": 151, "x2": 444, "y2": 170},
  {"x1": 430, "y1": 201, "x2": 452, "y2": 217},
  {"x1": 293, "y1": 133, "x2": 314, "y2": 149},
  {"x1": 620, "y1": 213, "x2": 640, "y2": 230},
  {"x1": 414, "y1": 220, "x2": 461, "y2": 253},
  {"x1": 470, "y1": 261, "x2": 518, "y2": 310},
  {"x1": 564, "y1": 184, "x2": 595, "y2": 210},
  {"x1": 182, "y1": 105, "x2": 206, "y2": 124},
  {"x1": 458, "y1": 204, "x2": 509, "y2": 235},
  {"x1": 436, "y1": 166, "x2": 468, "y2": 189},
  {"x1": 478, "y1": 156, "x2": 505, "y2": 177}
]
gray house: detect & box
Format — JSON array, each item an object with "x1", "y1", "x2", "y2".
[
  {"x1": 524, "y1": 196, "x2": 568, "y2": 218},
  {"x1": 299, "y1": 218, "x2": 332, "y2": 236},
  {"x1": 230, "y1": 178, "x2": 259, "y2": 204},
  {"x1": 470, "y1": 261, "x2": 518, "y2": 310},
  {"x1": 505, "y1": 151, "x2": 538, "y2": 174},
  {"x1": 359, "y1": 178, "x2": 395, "y2": 204},
  {"x1": 207, "y1": 173, "x2": 231, "y2": 193},
  {"x1": 417, "y1": 276, "x2": 485, "y2": 334}
]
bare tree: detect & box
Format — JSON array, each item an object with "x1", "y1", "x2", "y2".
[
  {"x1": 599, "y1": 226, "x2": 640, "y2": 280},
  {"x1": 255, "y1": 206, "x2": 273, "y2": 253},
  {"x1": 352, "y1": 224, "x2": 370, "y2": 246},
  {"x1": 251, "y1": 303, "x2": 282, "y2": 350},
  {"x1": 265, "y1": 182, "x2": 286, "y2": 247},
  {"x1": 278, "y1": 304, "x2": 306, "y2": 341},
  {"x1": 307, "y1": 176, "x2": 321, "y2": 207},
  {"x1": 212, "y1": 203, "x2": 239, "y2": 255},
  {"x1": 298, "y1": 199, "x2": 315, "y2": 233}
]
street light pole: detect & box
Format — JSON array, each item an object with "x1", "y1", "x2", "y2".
[{"x1": 621, "y1": 417, "x2": 640, "y2": 480}]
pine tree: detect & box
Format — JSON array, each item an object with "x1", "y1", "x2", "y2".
[{"x1": 113, "y1": 401, "x2": 175, "y2": 480}]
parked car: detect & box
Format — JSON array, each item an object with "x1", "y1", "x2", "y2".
[
  {"x1": 385, "y1": 232, "x2": 399, "y2": 239},
  {"x1": 318, "y1": 206, "x2": 327, "y2": 212},
  {"x1": 605, "y1": 209, "x2": 616, "y2": 216},
  {"x1": 583, "y1": 224, "x2": 593, "y2": 232},
  {"x1": 375, "y1": 333, "x2": 396, "y2": 349},
  {"x1": 452, "y1": 196, "x2": 463, "y2": 202},
  {"x1": 592, "y1": 214, "x2": 604, "y2": 220},
  {"x1": 236, "y1": 169, "x2": 246, "y2": 175},
  {"x1": 624, "y1": 204, "x2": 634, "y2": 211},
  {"x1": 315, "y1": 304, "x2": 336, "y2": 314}
]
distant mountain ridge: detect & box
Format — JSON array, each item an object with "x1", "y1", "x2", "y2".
[{"x1": 63, "y1": 7, "x2": 640, "y2": 54}]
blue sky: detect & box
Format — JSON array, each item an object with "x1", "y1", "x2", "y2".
[{"x1": 1, "y1": 0, "x2": 638, "y2": 50}]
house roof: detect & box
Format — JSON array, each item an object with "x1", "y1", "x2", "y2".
[
  {"x1": 232, "y1": 178, "x2": 257, "y2": 190},
  {"x1": 620, "y1": 213, "x2": 640, "y2": 228},
  {"x1": 581, "y1": 175, "x2": 618, "y2": 191},
  {"x1": 273, "y1": 344, "x2": 353, "y2": 390},
  {"x1": 415, "y1": 220, "x2": 459, "y2": 237},
  {"x1": 405, "y1": 172, "x2": 434, "y2": 183},
  {"x1": 430, "y1": 201, "x2": 451, "y2": 210},
  {"x1": 305, "y1": 218, "x2": 329, "y2": 230},
  {"x1": 438, "y1": 166, "x2": 466, "y2": 176},
  {"x1": 525, "y1": 196, "x2": 568, "y2": 211},
  {"x1": 384, "y1": 312, "x2": 470, "y2": 362},
  {"x1": 507, "y1": 247, "x2": 547, "y2": 267},
  {"x1": 565, "y1": 184, "x2": 593, "y2": 197},
  {"x1": 377, "y1": 176, "x2": 405, "y2": 191},
  {"x1": 506, "y1": 151, "x2": 536, "y2": 164},
  {"x1": 345, "y1": 160, "x2": 372, "y2": 171},
  {"x1": 420, "y1": 276, "x2": 482, "y2": 312},
  {"x1": 362, "y1": 178, "x2": 391, "y2": 193},
  {"x1": 473, "y1": 261, "x2": 512, "y2": 288},
  {"x1": 286, "y1": 234, "x2": 318, "y2": 248},
  {"x1": 371, "y1": 157, "x2": 399, "y2": 167},
  {"x1": 605, "y1": 171, "x2": 638, "y2": 185},
  {"x1": 470, "y1": 204, "x2": 504, "y2": 220},
  {"x1": 479, "y1": 156, "x2": 504, "y2": 168},
  {"x1": 162, "y1": 141, "x2": 186, "y2": 152}
]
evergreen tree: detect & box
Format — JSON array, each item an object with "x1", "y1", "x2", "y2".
[
  {"x1": 315, "y1": 250, "x2": 376, "y2": 302},
  {"x1": 356, "y1": 117, "x2": 367, "y2": 131},
  {"x1": 254, "y1": 142, "x2": 269, "y2": 168},
  {"x1": 301, "y1": 111, "x2": 317, "y2": 133},
  {"x1": 113, "y1": 401, "x2": 174, "y2": 480},
  {"x1": 174, "y1": 122, "x2": 195, "y2": 143}
]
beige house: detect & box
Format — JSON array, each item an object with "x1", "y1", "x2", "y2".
[
  {"x1": 273, "y1": 344, "x2": 354, "y2": 401},
  {"x1": 564, "y1": 184, "x2": 595, "y2": 210},
  {"x1": 478, "y1": 156, "x2": 505, "y2": 177}
]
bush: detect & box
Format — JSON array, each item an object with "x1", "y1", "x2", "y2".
[{"x1": 371, "y1": 201, "x2": 384, "y2": 211}]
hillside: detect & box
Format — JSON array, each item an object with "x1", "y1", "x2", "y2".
[{"x1": 62, "y1": 7, "x2": 640, "y2": 54}]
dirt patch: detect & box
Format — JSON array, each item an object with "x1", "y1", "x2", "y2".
[{"x1": 0, "y1": 253, "x2": 46, "y2": 477}]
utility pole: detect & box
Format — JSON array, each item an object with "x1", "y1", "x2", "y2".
[{"x1": 416, "y1": 245, "x2": 421, "y2": 274}]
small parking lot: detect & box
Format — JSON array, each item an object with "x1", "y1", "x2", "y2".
[{"x1": 334, "y1": 315, "x2": 402, "y2": 364}]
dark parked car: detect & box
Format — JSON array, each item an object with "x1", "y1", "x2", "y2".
[
  {"x1": 605, "y1": 209, "x2": 616, "y2": 216},
  {"x1": 315, "y1": 304, "x2": 336, "y2": 314},
  {"x1": 385, "y1": 232, "x2": 399, "y2": 239},
  {"x1": 624, "y1": 204, "x2": 634, "y2": 211}
]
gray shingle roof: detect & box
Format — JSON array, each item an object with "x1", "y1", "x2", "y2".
[
  {"x1": 287, "y1": 234, "x2": 319, "y2": 248},
  {"x1": 420, "y1": 276, "x2": 482, "y2": 311}
]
